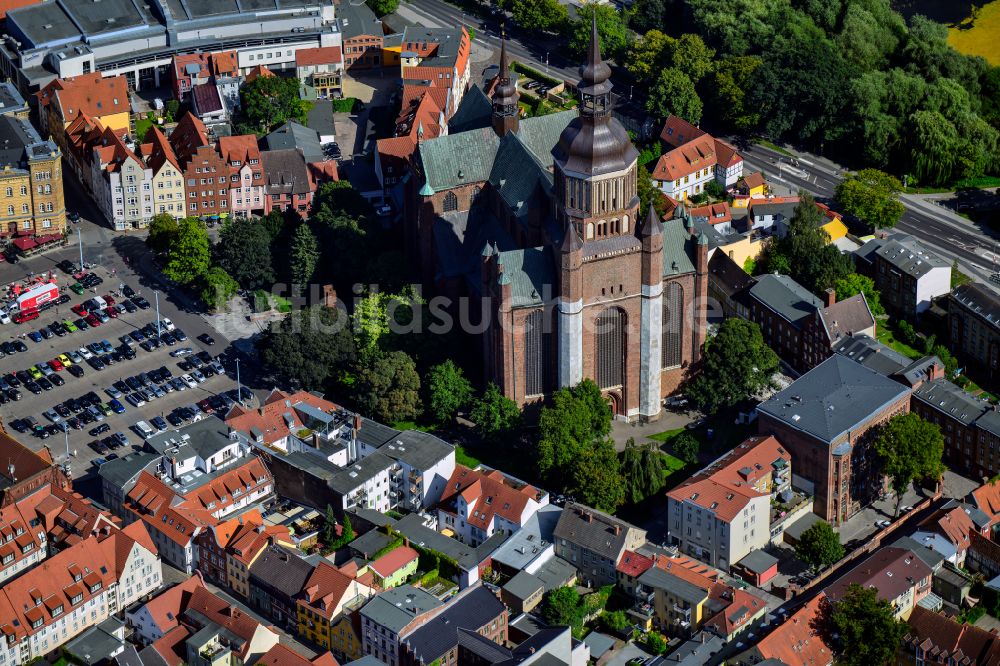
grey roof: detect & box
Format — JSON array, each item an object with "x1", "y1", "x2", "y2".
[
  {"x1": 977, "y1": 409, "x2": 1000, "y2": 438},
  {"x1": 263, "y1": 122, "x2": 324, "y2": 163},
  {"x1": 854, "y1": 237, "x2": 884, "y2": 267},
  {"x1": 952, "y1": 283, "x2": 1000, "y2": 328},
  {"x1": 338, "y1": 0, "x2": 382, "y2": 40},
  {"x1": 0, "y1": 113, "x2": 59, "y2": 170},
  {"x1": 582, "y1": 632, "x2": 615, "y2": 659},
  {"x1": 347, "y1": 508, "x2": 397, "y2": 531},
  {"x1": 65, "y1": 617, "x2": 125, "y2": 666},
  {"x1": 147, "y1": 416, "x2": 232, "y2": 461},
  {"x1": 816, "y1": 294, "x2": 874, "y2": 344},
  {"x1": 874, "y1": 235, "x2": 949, "y2": 279},
  {"x1": 359, "y1": 585, "x2": 443, "y2": 634},
  {"x1": 913, "y1": 378, "x2": 990, "y2": 426},
  {"x1": 638, "y1": 567, "x2": 707, "y2": 605},
  {"x1": 534, "y1": 556, "x2": 578, "y2": 591},
  {"x1": 114, "y1": 644, "x2": 145, "y2": 666},
  {"x1": 509, "y1": 612, "x2": 547, "y2": 638},
  {"x1": 0, "y1": 83, "x2": 28, "y2": 115},
  {"x1": 328, "y1": 451, "x2": 394, "y2": 494},
  {"x1": 97, "y1": 451, "x2": 160, "y2": 493},
  {"x1": 489, "y1": 132, "x2": 553, "y2": 222},
  {"x1": 403, "y1": 586, "x2": 506, "y2": 662},
  {"x1": 750, "y1": 200, "x2": 798, "y2": 220},
  {"x1": 737, "y1": 549, "x2": 779, "y2": 574},
  {"x1": 394, "y1": 512, "x2": 509, "y2": 569},
  {"x1": 662, "y1": 633, "x2": 725, "y2": 664},
  {"x1": 935, "y1": 563, "x2": 973, "y2": 588},
  {"x1": 348, "y1": 528, "x2": 395, "y2": 559},
  {"x1": 784, "y1": 512, "x2": 822, "y2": 541},
  {"x1": 890, "y1": 536, "x2": 946, "y2": 571},
  {"x1": 553, "y1": 502, "x2": 645, "y2": 562},
  {"x1": 504, "y1": 570, "x2": 544, "y2": 600},
  {"x1": 495, "y1": 247, "x2": 556, "y2": 307},
  {"x1": 343, "y1": 658, "x2": 387, "y2": 666},
  {"x1": 447, "y1": 85, "x2": 493, "y2": 134},
  {"x1": 262, "y1": 149, "x2": 313, "y2": 195},
  {"x1": 662, "y1": 218, "x2": 697, "y2": 277},
  {"x1": 248, "y1": 545, "x2": 316, "y2": 597},
  {"x1": 757, "y1": 354, "x2": 911, "y2": 444},
  {"x1": 400, "y1": 26, "x2": 465, "y2": 66},
  {"x1": 744, "y1": 273, "x2": 822, "y2": 328},
  {"x1": 432, "y1": 205, "x2": 514, "y2": 288},
  {"x1": 708, "y1": 251, "x2": 757, "y2": 297},
  {"x1": 491, "y1": 508, "x2": 561, "y2": 570},
  {"x1": 378, "y1": 429, "x2": 454, "y2": 470},
  {"x1": 962, "y1": 502, "x2": 992, "y2": 531},
  {"x1": 456, "y1": 627, "x2": 513, "y2": 662},
  {"x1": 833, "y1": 334, "x2": 920, "y2": 379}
]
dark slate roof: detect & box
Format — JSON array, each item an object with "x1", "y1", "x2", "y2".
[
  {"x1": 891, "y1": 536, "x2": 946, "y2": 571},
  {"x1": 261, "y1": 148, "x2": 312, "y2": 195},
  {"x1": 495, "y1": 247, "x2": 556, "y2": 308},
  {"x1": 912, "y1": 378, "x2": 990, "y2": 426},
  {"x1": 952, "y1": 283, "x2": 1000, "y2": 328},
  {"x1": 338, "y1": 0, "x2": 382, "y2": 40},
  {"x1": 403, "y1": 586, "x2": 506, "y2": 662},
  {"x1": 854, "y1": 237, "x2": 883, "y2": 267},
  {"x1": 263, "y1": 121, "x2": 324, "y2": 163},
  {"x1": 394, "y1": 513, "x2": 509, "y2": 569},
  {"x1": 533, "y1": 556, "x2": 578, "y2": 591},
  {"x1": 432, "y1": 205, "x2": 514, "y2": 287},
  {"x1": 148, "y1": 415, "x2": 231, "y2": 461},
  {"x1": 757, "y1": 354, "x2": 911, "y2": 444},
  {"x1": 816, "y1": 294, "x2": 875, "y2": 345},
  {"x1": 503, "y1": 570, "x2": 544, "y2": 601},
  {"x1": 447, "y1": 85, "x2": 493, "y2": 134},
  {"x1": 359, "y1": 585, "x2": 442, "y2": 634},
  {"x1": 489, "y1": 131, "x2": 553, "y2": 222},
  {"x1": 349, "y1": 529, "x2": 395, "y2": 559},
  {"x1": 553, "y1": 502, "x2": 644, "y2": 561},
  {"x1": 977, "y1": 410, "x2": 1000, "y2": 438},
  {"x1": 456, "y1": 627, "x2": 513, "y2": 662},
  {"x1": 744, "y1": 274, "x2": 822, "y2": 328},
  {"x1": 97, "y1": 451, "x2": 160, "y2": 492},
  {"x1": 327, "y1": 451, "x2": 395, "y2": 494},
  {"x1": 833, "y1": 334, "x2": 912, "y2": 376},
  {"x1": 661, "y1": 634, "x2": 725, "y2": 664},
  {"x1": 708, "y1": 251, "x2": 757, "y2": 298},
  {"x1": 248, "y1": 544, "x2": 316, "y2": 596},
  {"x1": 583, "y1": 632, "x2": 615, "y2": 659},
  {"x1": 638, "y1": 567, "x2": 706, "y2": 605},
  {"x1": 873, "y1": 234, "x2": 949, "y2": 279},
  {"x1": 662, "y1": 218, "x2": 697, "y2": 277},
  {"x1": 379, "y1": 429, "x2": 453, "y2": 470},
  {"x1": 737, "y1": 549, "x2": 779, "y2": 574}
]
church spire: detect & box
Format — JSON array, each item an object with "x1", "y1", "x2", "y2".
[
  {"x1": 491, "y1": 34, "x2": 519, "y2": 137},
  {"x1": 639, "y1": 202, "x2": 662, "y2": 238}
]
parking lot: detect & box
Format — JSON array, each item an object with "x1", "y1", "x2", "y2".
[{"x1": 0, "y1": 260, "x2": 249, "y2": 480}]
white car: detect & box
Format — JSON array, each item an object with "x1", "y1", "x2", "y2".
[
  {"x1": 899, "y1": 505, "x2": 913, "y2": 513},
  {"x1": 876, "y1": 519, "x2": 891, "y2": 529},
  {"x1": 191, "y1": 370, "x2": 206, "y2": 383},
  {"x1": 180, "y1": 374, "x2": 197, "y2": 389},
  {"x1": 78, "y1": 346, "x2": 94, "y2": 360},
  {"x1": 160, "y1": 318, "x2": 175, "y2": 332}
]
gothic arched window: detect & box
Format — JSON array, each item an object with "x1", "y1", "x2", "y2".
[
  {"x1": 596, "y1": 307, "x2": 626, "y2": 388},
  {"x1": 443, "y1": 191, "x2": 458, "y2": 212},
  {"x1": 663, "y1": 282, "x2": 684, "y2": 369},
  {"x1": 524, "y1": 310, "x2": 547, "y2": 397}
]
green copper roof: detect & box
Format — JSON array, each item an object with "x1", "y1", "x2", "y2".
[
  {"x1": 489, "y1": 132, "x2": 552, "y2": 220},
  {"x1": 495, "y1": 247, "x2": 554, "y2": 307},
  {"x1": 419, "y1": 181, "x2": 435, "y2": 196},
  {"x1": 448, "y1": 85, "x2": 493, "y2": 134},
  {"x1": 662, "y1": 218, "x2": 696, "y2": 276}
]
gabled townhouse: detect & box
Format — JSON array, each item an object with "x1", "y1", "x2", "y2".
[
  {"x1": 666, "y1": 435, "x2": 792, "y2": 571},
  {"x1": 855, "y1": 235, "x2": 951, "y2": 317},
  {"x1": 0, "y1": 500, "x2": 47, "y2": 583},
  {"x1": 358, "y1": 585, "x2": 443, "y2": 666},
  {"x1": 36, "y1": 73, "x2": 131, "y2": 153},
  {"x1": 746, "y1": 196, "x2": 799, "y2": 233},
  {"x1": 375, "y1": 84, "x2": 448, "y2": 198},
  {"x1": 399, "y1": 26, "x2": 471, "y2": 117},
  {"x1": 339, "y1": 0, "x2": 384, "y2": 71},
  {"x1": 912, "y1": 501, "x2": 975, "y2": 566},
  {"x1": 757, "y1": 354, "x2": 912, "y2": 524},
  {"x1": 902, "y1": 606, "x2": 1000, "y2": 665},
  {"x1": 248, "y1": 545, "x2": 317, "y2": 631},
  {"x1": 950, "y1": 282, "x2": 1000, "y2": 381},
  {"x1": 730, "y1": 593, "x2": 833, "y2": 666},
  {"x1": 0, "y1": 522, "x2": 161, "y2": 666},
  {"x1": 399, "y1": 585, "x2": 508, "y2": 665},
  {"x1": 225, "y1": 389, "x2": 343, "y2": 454},
  {"x1": 436, "y1": 465, "x2": 548, "y2": 546},
  {"x1": 171, "y1": 51, "x2": 241, "y2": 111},
  {"x1": 553, "y1": 503, "x2": 646, "y2": 587},
  {"x1": 86, "y1": 127, "x2": 155, "y2": 230},
  {"x1": 217, "y1": 135, "x2": 265, "y2": 217},
  {"x1": 295, "y1": 46, "x2": 344, "y2": 98},
  {"x1": 223, "y1": 519, "x2": 294, "y2": 599},
  {"x1": 261, "y1": 148, "x2": 316, "y2": 218},
  {"x1": 168, "y1": 112, "x2": 231, "y2": 219},
  {"x1": 688, "y1": 202, "x2": 732, "y2": 235},
  {"x1": 825, "y1": 546, "x2": 933, "y2": 619},
  {"x1": 296, "y1": 561, "x2": 375, "y2": 652},
  {"x1": 127, "y1": 574, "x2": 206, "y2": 643},
  {"x1": 651, "y1": 116, "x2": 743, "y2": 200},
  {"x1": 368, "y1": 546, "x2": 418, "y2": 589},
  {"x1": 969, "y1": 478, "x2": 1000, "y2": 539},
  {"x1": 138, "y1": 126, "x2": 186, "y2": 219},
  {"x1": 257, "y1": 644, "x2": 341, "y2": 666},
  {"x1": 798, "y1": 293, "x2": 877, "y2": 371}
]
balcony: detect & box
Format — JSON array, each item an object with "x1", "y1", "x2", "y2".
[{"x1": 409, "y1": 471, "x2": 423, "y2": 483}]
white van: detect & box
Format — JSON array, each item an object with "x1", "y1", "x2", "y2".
[{"x1": 133, "y1": 420, "x2": 156, "y2": 439}]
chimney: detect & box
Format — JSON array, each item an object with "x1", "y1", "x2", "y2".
[
  {"x1": 584, "y1": 512, "x2": 592, "y2": 523},
  {"x1": 614, "y1": 525, "x2": 621, "y2": 536},
  {"x1": 824, "y1": 287, "x2": 835, "y2": 307},
  {"x1": 322, "y1": 285, "x2": 337, "y2": 308}
]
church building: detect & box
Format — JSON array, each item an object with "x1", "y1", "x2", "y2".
[{"x1": 410, "y1": 22, "x2": 708, "y2": 421}]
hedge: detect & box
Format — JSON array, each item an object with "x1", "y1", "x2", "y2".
[{"x1": 511, "y1": 62, "x2": 561, "y2": 87}]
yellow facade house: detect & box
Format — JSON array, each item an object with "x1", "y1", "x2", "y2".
[
  {"x1": 37, "y1": 73, "x2": 131, "y2": 156},
  {"x1": 140, "y1": 126, "x2": 186, "y2": 219}
]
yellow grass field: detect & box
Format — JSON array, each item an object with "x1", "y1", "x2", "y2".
[{"x1": 949, "y1": 0, "x2": 1000, "y2": 65}]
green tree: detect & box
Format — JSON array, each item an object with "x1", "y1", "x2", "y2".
[
  {"x1": 236, "y1": 74, "x2": 308, "y2": 135},
  {"x1": 637, "y1": 166, "x2": 670, "y2": 219},
  {"x1": 163, "y1": 217, "x2": 210, "y2": 285},
  {"x1": 834, "y1": 273, "x2": 884, "y2": 317},
  {"x1": 673, "y1": 432, "x2": 700, "y2": 466},
  {"x1": 541, "y1": 587, "x2": 584, "y2": 630},
  {"x1": 626, "y1": 30, "x2": 673, "y2": 85},
  {"x1": 570, "y1": 438, "x2": 625, "y2": 512},
  {"x1": 671, "y1": 33, "x2": 715, "y2": 83},
  {"x1": 366, "y1": 0, "x2": 398, "y2": 17},
  {"x1": 511, "y1": 0, "x2": 567, "y2": 33},
  {"x1": 321, "y1": 505, "x2": 337, "y2": 546},
  {"x1": 771, "y1": 193, "x2": 853, "y2": 293},
  {"x1": 259, "y1": 305, "x2": 356, "y2": 390},
  {"x1": 830, "y1": 584, "x2": 907, "y2": 666},
  {"x1": 289, "y1": 223, "x2": 320, "y2": 289},
  {"x1": 425, "y1": 360, "x2": 474, "y2": 423},
  {"x1": 875, "y1": 413, "x2": 945, "y2": 517},
  {"x1": 328, "y1": 514, "x2": 355, "y2": 552},
  {"x1": 352, "y1": 289, "x2": 420, "y2": 358},
  {"x1": 644, "y1": 633, "x2": 668, "y2": 655},
  {"x1": 216, "y1": 217, "x2": 274, "y2": 290},
  {"x1": 355, "y1": 350, "x2": 422, "y2": 423},
  {"x1": 619, "y1": 439, "x2": 665, "y2": 505},
  {"x1": 707, "y1": 56, "x2": 763, "y2": 131},
  {"x1": 164, "y1": 99, "x2": 181, "y2": 123},
  {"x1": 600, "y1": 609, "x2": 629, "y2": 633},
  {"x1": 569, "y1": 5, "x2": 628, "y2": 61},
  {"x1": 537, "y1": 379, "x2": 612, "y2": 483},
  {"x1": 470, "y1": 383, "x2": 522, "y2": 444},
  {"x1": 835, "y1": 169, "x2": 905, "y2": 230},
  {"x1": 147, "y1": 213, "x2": 179, "y2": 256},
  {"x1": 646, "y1": 68, "x2": 702, "y2": 124},
  {"x1": 686, "y1": 318, "x2": 780, "y2": 414},
  {"x1": 628, "y1": 0, "x2": 671, "y2": 33},
  {"x1": 795, "y1": 520, "x2": 844, "y2": 574},
  {"x1": 197, "y1": 266, "x2": 240, "y2": 311}
]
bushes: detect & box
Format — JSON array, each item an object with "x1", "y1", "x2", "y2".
[
  {"x1": 330, "y1": 97, "x2": 360, "y2": 113},
  {"x1": 510, "y1": 62, "x2": 561, "y2": 87}
]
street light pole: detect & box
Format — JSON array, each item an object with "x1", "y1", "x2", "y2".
[
  {"x1": 76, "y1": 228, "x2": 84, "y2": 269},
  {"x1": 64, "y1": 427, "x2": 70, "y2": 462},
  {"x1": 236, "y1": 358, "x2": 244, "y2": 406},
  {"x1": 155, "y1": 292, "x2": 161, "y2": 338}
]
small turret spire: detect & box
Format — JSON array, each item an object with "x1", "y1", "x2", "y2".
[{"x1": 639, "y1": 202, "x2": 662, "y2": 238}]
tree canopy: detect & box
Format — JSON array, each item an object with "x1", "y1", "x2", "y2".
[
  {"x1": 835, "y1": 169, "x2": 905, "y2": 230},
  {"x1": 619, "y1": 439, "x2": 665, "y2": 504},
  {"x1": 366, "y1": 0, "x2": 398, "y2": 17},
  {"x1": 146, "y1": 213, "x2": 179, "y2": 256},
  {"x1": 470, "y1": 383, "x2": 522, "y2": 444},
  {"x1": 762, "y1": 193, "x2": 853, "y2": 294},
  {"x1": 795, "y1": 520, "x2": 844, "y2": 573},
  {"x1": 289, "y1": 223, "x2": 320, "y2": 289},
  {"x1": 511, "y1": 0, "x2": 567, "y2": 33},
  {"x1": 259, "y1": 305, "x2": 356, "y2": 390},
  {"x1": 162, "y1": 217, "x2": 210, "y2": 285},
  {"x1": 355, "y1": 350, "x2": 422, "y2": 423},
  {"x1": 236, "y1": 74, "x2": 308, "y2": 135},
  {"x1": 834, "y1": 273, "x2": 884, "y2": 317},
  {"x1": 569, "y1": 5, "x2": 628, "y2": 60},
  {"x1": 425, "y1": 360, "x2": 474, "y2": 423},
  {"x1": 537, "y1": 379, "x2": 612, "y2": 483},
  {"x1": 875, "y1": 412, "x2": 945, "y2": 517},
  {"x1": 687, "y1": 318, "x2": 779, "y2": 414},
  {"x1": 829, "y1": 584, "x2": 907, "y2": 666},
  {"x1": 216, "y1": 217, "x2": 274, "y2": 290}
]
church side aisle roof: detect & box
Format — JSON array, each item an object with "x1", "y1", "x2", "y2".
[{"x1": 662, "y1": 219, "x2": 697, "y2": 276}]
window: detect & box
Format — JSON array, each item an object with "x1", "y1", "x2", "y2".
[
  {"x1": 524, "y1": 310, "x2": 548, "y2": 397},
  {"x1": 595, "y1": 307, "x2": 625, "y2": 388},
  {"x1": 443, "y1": 191, "x2": 458, "y2": 212},
  {"x1": 663, "y1": 283, "x2": 683, "y2": 369}
]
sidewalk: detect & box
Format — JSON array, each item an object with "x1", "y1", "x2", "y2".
[{"x1": 609, "y1": 410, "x2": 695, "y2": 451}]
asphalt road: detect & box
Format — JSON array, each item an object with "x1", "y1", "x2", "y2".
[{"x1": 739, "y1": 141, "x2": 1000, "y2": 284}]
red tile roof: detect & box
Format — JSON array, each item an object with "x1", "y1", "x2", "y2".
[
  {"x1": 369, "y1": 546, "x2": 418, "y2": 579},
  {"x1": 741, "y1": 171, "x2": 765, "y2": 190},
  {"x1": 141, "y1": 125, "x2": 182, "y2": 175},
  {"x1": 169, "y1": 112, "x2": 212, "y2": 166},
  {"x1": 183, "y1": 457, "x2": 273, "y2": 516},
  {"x1": 616, "y1": 550, "x2": 653, "y2": 578},
  {"x1": 652, "y1": 134, "x2": 717, "y2": 182},
  {"x1": 689, "y1": 202, "x2": 732, "y2": 226},
  {"x1": 0, "y1": 430, "x2": 56, "y2": 483},
  {"x1": 225, "y1": 389, "x2": 339, "y2": 446},
  {"x1": 971, "y1": 480, "x2": 1000, "y2": 526},
  {"x1": 258, "y1": 644, "x2": 340, "y2": 666},
  {"x1": 218, "y1": 134, "x2": 261, "y2": 166},
  {"x1": 439, "y1": 465, "x2": 541, "y2": 531},
  {"x1": 296, "y1": 46, "x2": 344, "y2": 67},
  {"x1": 920, "y1": 505, "x2": 974, "y2": 553},
  {"x1": 714, "y1": 138, "x2": 742, "y2": 168},
  {"x1": 150, "y1": 625, "x2": 190, "y2": 666},
  {"x1": 300, "y1": 561, "x2": 362, "y2": 619},
  {"x1": 825, "y1": 547, "x2": 932, "y2": 606},
  {"x1": 904, "y1": 606, "x2": 1000, "y2": 665},
  {"x1": 37, "y1": 73, "x2": 130, "y2": 123},
  {"x1": 138, "y1": 575, "x2": 206, "y2": 636},
  {"x1": 704, "y1": 584, "x2": 767, "y2": 637},
  {"x1": 751, "y1": 593, "x2": 833, "y2": 666},
  {"x1": 183, "y1": 586, "x2": 270, "y2": 657},
  {"x1": 659, "y1": 115, "x2": 705, "y2": 149}
]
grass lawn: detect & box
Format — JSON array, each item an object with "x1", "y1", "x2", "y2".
[
  {"x1": 455, "y1": 445, "x2": 482, "y2": 468},
  {"x1": 756, "y1": 139, "x2": 793, "y2": 157},
  {"x1": 953, "y1": 267, "x2": 973, "y2": 288},
  {"x1": 949, "y1": 0, "x2": 1000, "y2": 65},
  {"x1": 134, "y1": 113, "x2": 154, "y2": 141},
  {"x1": 253, "y1": 290, "x2": 292, "y2": 313},
  {"x1": 659, "y1": 453, "x2": 686, "y2": 476},
  {"x1": 649, "y1": 427, "x2": 685, "y2": 443},
  {"x1": 876, "y1": 322, "x2": 923, "y2": 360}
]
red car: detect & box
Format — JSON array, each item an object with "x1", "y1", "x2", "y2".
[
  {"x1": 85, "y1": 313, "x2": 101, "y2": 327},
  {"x1": 103, "y1": 294, "x2": 116, "y2": 306},
  {"x1": 71, "y1": 304, "x2": 88, "y2": 316},
  {"x1": 12, "y1": 309, "x2": 38, "y2": 324},
  {"x1": 105, "y1": 306, "x2": 118, "y2": 319},
  {"x1": 48, "y1": 359, "x2": 63, "y2": 372},
  {"x1": 197, "y1": 398, "x2": 214, "y2": 414}
]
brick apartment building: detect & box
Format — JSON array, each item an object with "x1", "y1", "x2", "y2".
[
  {"x1": 950, "y1": 282, "x2": 1000, "y2": 383},
  {"x1": 757, "y1": 354, "x2": 911, "y2": 524},
  {"x1": 855, "y1": 235, "x2": 951, "y2": 317}
]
